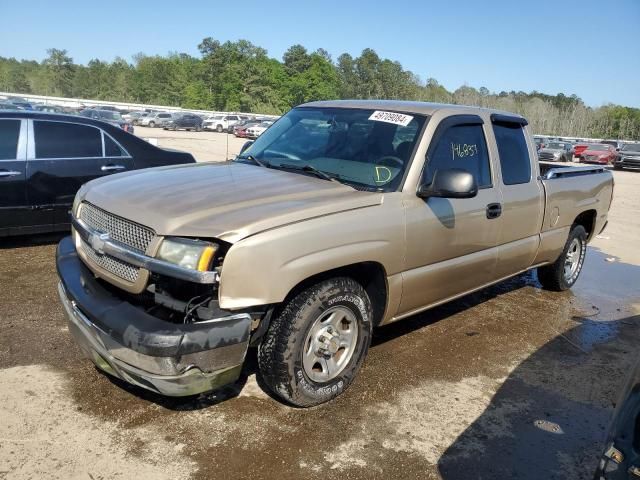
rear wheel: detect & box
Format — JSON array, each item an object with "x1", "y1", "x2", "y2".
[
  {"x1": 216, "y1": 124, "x2": 223, "y2": 133},
  {"x1": 537, "y1": 225, "x2": 587, "y2": 291},
  {"x1": 258, "y1": 277, "x2": 372, "y2": 407},
  {"x1": 149, "y1": 121, "x2": 156, "y2": 128}
]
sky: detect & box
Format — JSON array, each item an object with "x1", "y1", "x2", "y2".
[{"x1": 1, "y1": 0, "x2": 639, "y2": 107}]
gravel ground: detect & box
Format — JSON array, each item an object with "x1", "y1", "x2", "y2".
[{"x1": 0, "y1": 137, "x2": 639, "y2": 480}]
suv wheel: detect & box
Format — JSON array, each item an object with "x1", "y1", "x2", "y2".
[
  {"x1": 258, "y1": 277, "x2": 373, "y2": 407},
  {"x1": 537, "y1": 224, "x2": 587, "y2": 291},
  {"x1": 216, "y1": 124, "x2": 223, "y2": 133},
  {"x1": 149, "y1": 121, "x2": 156, "y2": 128}
]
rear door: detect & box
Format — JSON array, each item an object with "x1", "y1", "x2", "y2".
[
  {"x1": 489, "y1": 115, "x2": 544, "y2": 278},
  {"x1": 27, "y1": 119, "x2": 135, "y2": 228},
  {"x1": 0, "y1": 118, "x2": 29, "y2": 234}
]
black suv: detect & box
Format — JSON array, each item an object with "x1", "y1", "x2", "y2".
[{"x1": 164, "y1": 113, "x2": 204, "y2": 132}]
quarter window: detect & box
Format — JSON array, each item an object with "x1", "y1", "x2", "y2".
[
  {"x1": 0, "y1": 119, "x2": 21, "y2": 160},
  {"x1": 34, "y1": 121, "x2": 102, "y2": 159},
  {"x1": 493, "y1": 123, "x2": 531, "y2": 185},
  {"x1": 423, "y1": 124, "x2": 491, "y2": 188},
  {"x1": 104, "y1": 134, "x2": 126, "y2": 157}
]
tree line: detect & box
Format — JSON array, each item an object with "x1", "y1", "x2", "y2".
[{"x1": 1, "y1": 41, "x2": 639, "y2": 140}]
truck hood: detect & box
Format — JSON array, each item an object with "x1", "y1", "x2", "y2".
[
  {"x1": 620, "y1": 150, "x2": 640, "y2": 157},
  {"x1": 81, "y1": 162, "x2": 383, "y2": 243}
]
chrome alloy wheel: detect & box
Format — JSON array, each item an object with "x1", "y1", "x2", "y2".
[
  {"x1": 564, "y1": 237, "x2": 584, "y2": 281},
  {"x1": 302, "y1": 306, "x2": 359, "y2": 383}
]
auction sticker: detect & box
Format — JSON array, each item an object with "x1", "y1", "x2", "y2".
[{"x1": 368, "y1": 110, "x2": 414, "y2": 127}]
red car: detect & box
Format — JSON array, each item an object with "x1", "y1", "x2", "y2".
[
  {"x1": 579, "y1": 144, "x2": 617, "y2": 165},
  {"x1": 574, "y1": 143, "x2": 589, "y2": 158},
  {"x1": 234, "y1": 121, "x2": 261, "y2": 138}
]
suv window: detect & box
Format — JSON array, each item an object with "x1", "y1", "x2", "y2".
[
  {"x1": 423, "y1": 124, "x2": 491, "y2": 188},
  {"x1": 0, "y1": 119, "x2": 21, "y2": 160},
  {"x1": 492, "y1": 123, "x2": 531, "y2": 185},
  {"x1": 34, "y1": 121, "x2": 102, "y2": 159}
]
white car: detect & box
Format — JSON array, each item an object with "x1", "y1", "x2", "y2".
[
  {"x1": 246, "y1": 121, "x2": 274, "y2": 139},
  {"x1": 203, "y1": 114, "x2": 243, "y2": 132}
]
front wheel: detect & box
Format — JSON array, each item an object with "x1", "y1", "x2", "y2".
[
  {"x1": 537, "y1": 225, "x2": 587, "y2": 291},
  {"x1": 258, "y1": 277, "x2": 373, "y2": 407},
  {"x1": 148, "y1": 121, "x2": 156, "y2": 128}
]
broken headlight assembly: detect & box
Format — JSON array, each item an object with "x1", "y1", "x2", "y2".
[{"x1": 156, "y1": 237, "x2": 218, "y2": 272}]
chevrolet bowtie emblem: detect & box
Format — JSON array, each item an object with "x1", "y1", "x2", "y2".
[{"x1": 90, "y1": 232, "x2": 110, "y2": 255}]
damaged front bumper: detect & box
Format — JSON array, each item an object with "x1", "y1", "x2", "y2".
[{"x1": 56, "y1": 236, "x2": 252, "y2": 397}]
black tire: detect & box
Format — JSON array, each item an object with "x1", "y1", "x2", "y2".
[
  {"x1": 258, "y1": 277, "x2": 373, "y2": 407},
  {"x1": 613, "y1": 164, "x2": 623, "y2": 170},
  {"x1": 537, "y1": 225, "x2": 587, "y2": 291},
  {"x1": 149, "y1": 121, "x2": 155, "y2": 128},
  {"x1": 216, "y1": 124, "x2": 223, "y2": 133}
]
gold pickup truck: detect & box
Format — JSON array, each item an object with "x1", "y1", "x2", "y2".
[{"x1": 57, "y1": 100, "x2": 614, "y2": 406}]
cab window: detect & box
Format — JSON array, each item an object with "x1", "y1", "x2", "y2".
[
  {"x1": 492, "y1": 123, "x2": 531, "y2": 185},
  {"x1": 423, "y1": 124, "x2": 491, "y2": 188}
]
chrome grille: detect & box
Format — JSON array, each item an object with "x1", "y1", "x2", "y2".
[
  {"x1": 78, "y1": 202, "x2": 156, "y2": 283},
  {"x1": 538, "y1": 152, "x2": 555, "y2": 161},
  {"x1": 79, "y1": 202, "x2": 155, "y2": 253},
  {"x1": 80, "y1": 238, "x2": 139, "y2": 283}
]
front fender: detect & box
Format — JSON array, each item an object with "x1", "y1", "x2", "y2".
[{"x1": 218, "y1": 196, "x2": 405, "y2": 310}]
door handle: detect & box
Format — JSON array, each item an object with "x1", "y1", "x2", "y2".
[
  {"x1": 101, "y1": 164, "x2": 126, "y2": 172},
  {"x1": 0, "y1": 170, "x2": 22, "y2": 178},
  {"x1": 486, "y1": 203, "x2": 502, "y2": 219}
]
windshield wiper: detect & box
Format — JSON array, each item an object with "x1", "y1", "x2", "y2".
[
  {"x1": 236, "y1": 154, "x2": 269, "y2": 168},
  {"x1": 278, "y1": 163, "x2": 340, "y2": 183}
]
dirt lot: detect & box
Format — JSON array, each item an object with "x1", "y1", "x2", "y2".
[
  {"x1": 0, "y1": 137, "x2": 639, "y2": 479},
  {"x1": 135, "y1": 126, "x2": 250, "y2": 162}
]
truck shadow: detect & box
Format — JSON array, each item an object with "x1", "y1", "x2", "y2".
[{"x1": 436, "y1": 313, "x2": 640, "y2": 480}]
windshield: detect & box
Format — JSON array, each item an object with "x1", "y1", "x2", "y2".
[
  {"x1": 622, "y1": 143, "x2": 640, "y2": 152},
  {"x1": 588, "y1": 144, "x2": 609, "y2": 151},
  {"x1": 547, "y1": 142, "x2": 566, "y2": 149},
  {"x1": 239, "y1": 107, "x2": 427, "y2": 192}
]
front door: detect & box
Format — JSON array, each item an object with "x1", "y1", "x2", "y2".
[
  {"x1": 0, "y1": 118, "x2": 30, "y2": 235},
  {"x1": 27, "y1": 119, "x2": 134, "y2": 229},
  {"x1": 399, "y1": 115, "x2": 503, "y2": 315}
]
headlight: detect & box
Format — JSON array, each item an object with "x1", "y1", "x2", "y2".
[{"x1": 156, "y1": 238, "x2": 218, "y2": 271}]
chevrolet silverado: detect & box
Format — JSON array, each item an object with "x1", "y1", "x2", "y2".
[{"x1": 56, "y1": 100, "x2": 614, "y2": 407}]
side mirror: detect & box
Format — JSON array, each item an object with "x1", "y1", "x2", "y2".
[
  {"x1": 417, "y1": 168, "x2": 478, "y2": 199},
  {"x1": 240, "y1": 140, "x2": 253, "y2": 154}
]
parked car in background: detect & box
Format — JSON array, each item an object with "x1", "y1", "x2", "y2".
[
  {"x1": 34, "y1": 105, "x2": 66, "y2": 114},
  {"x1": 80, "y1": 109, "x2": 134, "y2": 134},
  {"x1": 234, "y1": 120, "x2": 263, "y2": 138},
  {"x1": 139, "y1": 112, "x2": 173, "y2": 128},
  {"x1": 594, "y1": 357, "x2": 640, "y2": 479},
  {"x1": 123, "y1": 111, "x2": 147, "y2": 125},
  {"x1": 245, "y1": 120, "x2": 274, "y2": 138},
  {"x1": 204, "y1": 114, "x2": 244, "y2": 132},
  {"x1": 164, "y1": 113, "x2": 203, "y2": 131},
  {"x1": 0, "y1": 102, "x2": 21, "y2": 110},
  {"x1": 7, "y1": 100, "x2": 34, "y2": 110},
  {"x1": 601, "y1": 140, "x2": 622, "y2": 150},
  {"x1": 613, "y1": 142, "x2": 640, "y2": 170},
  {"x1": 579, "y1": 144, "x2": 617, "y2": 165},
  {"x1": 96, "y1": 105, "x2": 119, "y2": 111},
  {"x1": 0, "y1": 111, "x2": 196, "y2": 237},
  {"x1": 537, "y1": 141, "x2": 574, "y2": 162},
  {"x1": 533, "y1": 135, "x2": 547, "y2": 151},
  {"x1": 574, "y1": 143, "x2": 590, "y2": 158}
]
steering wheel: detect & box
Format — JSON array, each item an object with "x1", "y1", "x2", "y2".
[{"x1": 376, "y1": 156, "x2": 404, "y2": 168}]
